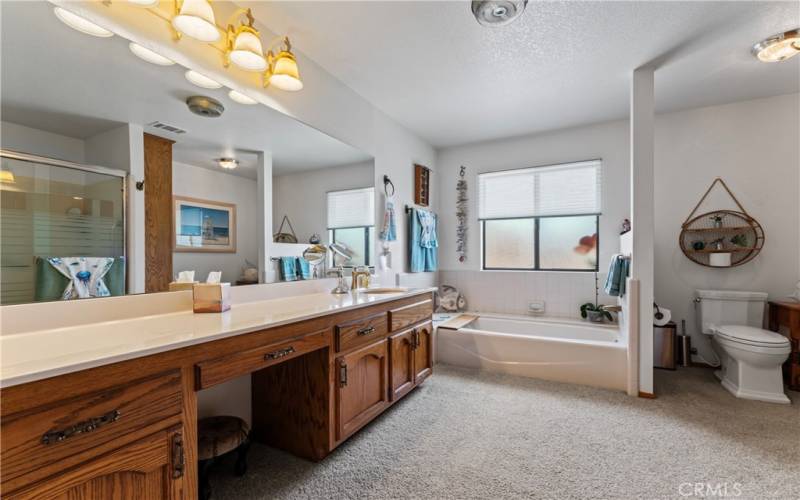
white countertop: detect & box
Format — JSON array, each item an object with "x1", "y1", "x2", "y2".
[{"x1": 0, "y1": 288, "x2": 434, "y2": 388}]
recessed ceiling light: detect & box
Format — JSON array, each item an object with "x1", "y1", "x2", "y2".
[
  {"x1": 73, "y1": 196, "x2": 84, "y2": 200},
  {"x1": 53, "y1": 7, "x2": 113, "y2": 38},
  {"x1": 129, "y1": 43, "x2": 175, "y2": 66},
  {"x1": 217, "y1": 158, "x2": 239, "y2": 170},
  {"x1": 228, "y1": 90, "x2": 258, "y2": 105},
  {"x1": 752, "y1": 29, "x2": 800, "y2": 63},
  {"x1": 185, "y1": 70, "x2": 222, "y2": 89}
]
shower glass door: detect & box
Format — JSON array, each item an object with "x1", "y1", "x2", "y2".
[{"x1": 0, "y1": 152, "x2": 126, "y2": 305}]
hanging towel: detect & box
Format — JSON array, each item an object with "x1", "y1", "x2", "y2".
[
  {"x1": 46, "y1": 257, "x2": 115, "y2": 300},
  {"x1": 409, "y1": 208, "x2": 438, "y2": 272},
  {"x1": 280, "y1": 257, "x2": 298, "y2": 282},
  {"x1": 296, "y1": 257, "x2": 311, "y2": 280},
  {"x1": 604, "y1": 254, "x2": 629, "y2": 297},
  {"x1": 379, "y1": 196, "x2": 397, "y2": 242}
]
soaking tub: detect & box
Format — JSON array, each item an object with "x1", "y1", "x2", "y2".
[{"x1": 437, "y1": 313, "x2": 627, "y2": 391}]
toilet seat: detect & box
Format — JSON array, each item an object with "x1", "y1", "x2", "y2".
[{"x1": 714, "y1": 325, "x2": 789, "y2": 348}]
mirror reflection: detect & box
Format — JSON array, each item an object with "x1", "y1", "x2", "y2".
[{"x1": 0, "y1": 1, "x2": 373, "y2": 305}]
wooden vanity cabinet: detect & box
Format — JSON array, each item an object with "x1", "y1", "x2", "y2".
[
  {"x1": 413, "y1": 321, "x2": 433, "y2": 384},
  {"x1": 335, "y1": 339, "x2": 389, "y2": 441},
  {"x1": 389, "y1": 328, "x2": 416, "y2": 401}
]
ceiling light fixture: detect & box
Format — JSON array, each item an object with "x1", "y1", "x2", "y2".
[
  {"x1": 752, "y1": 29, "x2": 800, "y2": 63},
  {"x1": 185, "y1": 70, "x2": 222, "y2": 89},
  {"x1": 53, "y1": 7, "x2": 114, "y2": 38},
  {"x1": 217, "y1": 158, "x2": 239, "y2": 170},
  {"x1": 172, "y1": 0, "x2": 220, "y2": 42},
  {"x1": 228, "y1": 90, "x2": 258, "y2": 105},
  {"x1": 471, "y1": 0, "x2": 528, "y2": 27},
  {"x1": 129, "y1": 43, "x2": 175, "y2": 66},
  {"x1": 0, "y1": 171, "x2": 15, "y2": 184},
  {"x1": 127, "y1": 0, "x2": 159, "y2": 6},
  {"x1": 225, "y1": 9, "x2": 267, "y2": 72},
  {"x1": 263, "y1": 37, "x2": 303, "y2": 92}
]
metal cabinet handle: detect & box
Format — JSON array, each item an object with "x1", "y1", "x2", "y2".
[
  {"x1": 41, "y1": 409, "x2": 121, "y2": 445},
  {"x1": 265, "y1": 346, "x2": 295, "y2": 360},
  {"x1": 339, "y1": 362, "x2": 348, "y2": 387},
  {"x1": 357, "y1": 326, "x2": 376, "y2": 336},
  {"x1": 172, "y1": 432, "x2": 185, "y2": 479}
]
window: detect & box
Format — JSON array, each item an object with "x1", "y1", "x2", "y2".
[
  {"x1": 478, "y1": 160, "x2": 601, "y2": 271},
  {"x1": 327, "y1": 187, "x2": 375, "y2": 267}
]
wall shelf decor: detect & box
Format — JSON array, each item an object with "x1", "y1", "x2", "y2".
[
  {"x1": 679, "y1": 178, "x2": 764, "y2": 268},
  {"x1": 414, "y1": 164, "x2": 430, "y2": 207}
]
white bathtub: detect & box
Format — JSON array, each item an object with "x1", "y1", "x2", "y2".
[{"x1": 437, "y1": 313, "x2": 628, "y2": 391}]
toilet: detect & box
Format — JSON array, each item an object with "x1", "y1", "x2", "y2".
[{"x1": 696, "y1": 289, "x2": 791, "y2": 404}]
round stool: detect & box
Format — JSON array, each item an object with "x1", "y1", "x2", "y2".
[{"x1": 197, "y1": 416, "x2": 250, "y2": 500}]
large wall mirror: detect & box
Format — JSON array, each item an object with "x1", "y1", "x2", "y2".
[{"x1": 0, "y1": 1, "x2": 374, "y2": 305}]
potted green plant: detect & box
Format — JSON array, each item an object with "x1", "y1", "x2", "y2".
[{"x1": 581, "y1": 302, "x2": 613, "y2": 322}]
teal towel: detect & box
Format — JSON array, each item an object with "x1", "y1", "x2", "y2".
[
  {"x1": 280, "y1": 257, "x2": 297, "y2": 282},
  {"x1": 296, "y1": 258, "x2": 311, "y2": 280},
  {"x1": 604, "y1": 255, "x2": 629, "y2": 297},
  {"x1": 409, "y1": 208, "x2": 438, "y2": 272}
]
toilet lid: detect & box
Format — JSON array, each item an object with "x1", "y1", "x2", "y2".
[{"x1": 715, "y1": 325, "x2": 789, "y2": 346}]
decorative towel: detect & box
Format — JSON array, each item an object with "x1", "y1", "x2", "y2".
[
  {"x1": 604, "y1": 254, "x2": 629, "y2": 297},
  {"x1": 47, "y1": 257, "x2": 115, "y2": 300},
  {"x1": 296, "y1": 257, "x2": 311, "y2": 280},
  {"x1": 379, "y1": 196, "x2": 397, "y2": 242},
  {"x1": 409, "y1": 208, "x2": 438, "y2": 272},
  {"x1": 280, "y1": 257, "x2": 298, "y2": 282}
]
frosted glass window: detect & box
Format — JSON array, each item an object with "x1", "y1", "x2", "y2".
[
  {"x1": 483, "y1": 219, "x2": 535, "y2": 269},
  {"x1": 539, "y1": 216, "x2": 598, "y2": 270}
]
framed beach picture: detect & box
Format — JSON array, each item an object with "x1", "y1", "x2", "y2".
[{"x1": 173, "y1": 196, "x2": 236, "y2": 253}]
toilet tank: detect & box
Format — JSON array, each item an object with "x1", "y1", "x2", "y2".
[{"x1": 695, "y1": 289, "x2": 768, "y2": 334}]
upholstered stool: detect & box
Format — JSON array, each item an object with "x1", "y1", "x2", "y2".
[{"x1": 197, "y1": 416, "x2": 250, "y2": 500}]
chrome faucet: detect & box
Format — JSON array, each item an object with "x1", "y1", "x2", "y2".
[{"x1": 330, "y1": 266, "x2": 350, "y2": 294}]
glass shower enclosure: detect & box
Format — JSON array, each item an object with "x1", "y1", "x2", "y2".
[{"x1": 0, "y1": 151, "x2": 126, "y2": 305}]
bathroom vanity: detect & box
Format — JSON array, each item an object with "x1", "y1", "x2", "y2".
[{"x1": 0, "y1": 289, "x2": 433, "y2": 499}]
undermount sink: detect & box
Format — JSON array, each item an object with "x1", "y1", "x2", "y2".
[{"x1": 361, "y1": 287, "x2": 409, "y2": 294}]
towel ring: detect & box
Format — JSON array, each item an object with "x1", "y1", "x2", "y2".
[{"x1": 383, "y1": 175, "x2": 395, "y2": 196}]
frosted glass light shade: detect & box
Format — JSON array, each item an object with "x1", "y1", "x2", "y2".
[
  {"x1": 228, "y1": 90, "x2": 258, "y2": 105},
  {"x1": 172, "y1": 0, "x2": 219, "y2": 42},
  {"x1": 54, "y1": 7, "x2": 113, "y2": 38},
  {"x1": 185, "y1": 70, "x2": 222, "y2": 89},
  {"x1": 230, "y1": 29, "x2": 267, "y2": 71},
  {"x1": 129, "y1": 43, "x2": 175, "y2": 66},
  {"x1": 269, "y1": 51, "x2": 303, "y2": 91},
  {"x1": 128, "y1": 0, "x2": 159, "y2": 6},
  {"x1": 752, "y1": 29, "x2": 800, "y2": 62}
]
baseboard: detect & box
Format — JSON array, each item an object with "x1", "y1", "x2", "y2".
[{"x1": 638, "y1": 391, "x2": 656, "y2": 399}]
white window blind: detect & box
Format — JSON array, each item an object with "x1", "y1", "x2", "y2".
[
  {"x1": 327, "y1": 187, "x2": 375, "y2": 229},
  {"x1": 478, "y1": 160, "x2": 601, "y2": 219}
]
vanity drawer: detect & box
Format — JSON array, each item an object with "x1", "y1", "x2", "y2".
[
  {"x1": 389, "y1": 299, "x2": 433, "y2": 331},
  {"x1": 195, "y1": 330, "x2": 329, "y2": 389},
  {"x1": 1, "y1": 370, "x2": 182, "y2": 492},
  {"x1": 336, "y1": 312, "x2": 389, "y2": 352}
]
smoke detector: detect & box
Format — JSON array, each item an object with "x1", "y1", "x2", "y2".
[
  {"x1": 186, "y1": 96, "x2": 225, "y2": 118},
  {"x1": 471, "y1": 0, "x2": 527, "y2": 27}
]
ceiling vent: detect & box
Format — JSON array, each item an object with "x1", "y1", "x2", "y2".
[
  {"x1": 186, "y1": 95, "x2": 225, "y2": 118},
  {"x1": 471, "y1": 0, "x2": 528, "y2": 27},
  {"x1": 147, "y1": 121, "x2": 186, "y2": 134}
]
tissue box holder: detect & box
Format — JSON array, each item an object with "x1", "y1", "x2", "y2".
[
  {"x1": 169, "y1": 281, "x2": 197, "y2": 292},
  {"x1": 193, "y1": 283, "x2": 231, "y2": 313}
]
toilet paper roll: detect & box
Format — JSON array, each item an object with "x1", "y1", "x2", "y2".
[{"x1": 654, "y1": 306, "x2": 672, "y2": 326}]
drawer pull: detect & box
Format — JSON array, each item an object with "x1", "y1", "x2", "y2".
[
  {"x1": 357, "y1": 326, "x2": 376, "y2": 336},
  {"x1": 265, "y1": 346, "x2": 295, "y2": 360},
  {"x1": 41, "y1": 409, "x2": 121, "y2": 445},
  {"x1": 172, "y1": 432, "x2": 185, "y2": 479}
]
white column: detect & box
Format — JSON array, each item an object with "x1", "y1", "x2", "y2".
[
  {"x1": 630, "y1": 67, "x2": 655, "y2": 396},
  {"x1": 126, "y1": 125, "x2": 145, "y2": 294},
  {"x1": 256, "y1": 151, "x2": 273, "y2": 283}
]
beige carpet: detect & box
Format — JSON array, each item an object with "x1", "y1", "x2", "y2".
[{"x1": 210, "y1": 365, "x2": 800, "y2": 499}]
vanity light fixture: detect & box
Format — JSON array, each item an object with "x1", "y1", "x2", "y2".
[
  {"x1": 263, "y1": 37, "x2": 303, "y2": 92},
  {"x1": 185, "y1": 70, "x2": 222, "y2": 89},
  {"x1": 0, "y1": 171, "x2": 15, "y2": 184},
  {"x1": 127, "y1": 0, "x2": 159, "y2": 6},
  {"x1": 53, "y1": 7, "x2": 114, "y2": 38},
  {"x1": 217, "y1": 158, "x2": 238, "y2": 170},
  {"x1": 129, "y1": 43, "x2": 175, "y2": 66},
  {"x1": 172, "y1": 0, "x2": 220, "y2": 42},
  {"x1": 225, "y1": 9, "x2": 267, "y2": 72},
  {"x1": 228, "y1": 90, "x2": 258, "y2": 105},
  {"x1": 752, "y1": 29, "x2": 800, "y2": 62}
]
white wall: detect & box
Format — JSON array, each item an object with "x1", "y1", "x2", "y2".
[
  {"x1": 0, "y1": 121, "x2": 85, "y2": 163},
  {"x1": 436, "y1": 119, "x2": 629, "y2": 317},
  {"x1": 272, "y1": 161, "x2": 374, "y2": 245},
  {"x1": 172, "y1": 162, "x2": 259, "y2": 284},
  {"x1": 654, "y1": 93, "x2": 800, "y2": 363}
]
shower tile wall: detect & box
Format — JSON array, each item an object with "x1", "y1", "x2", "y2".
[{"x1": 438, "y1": 270, "x2": 612, "y2": 318}]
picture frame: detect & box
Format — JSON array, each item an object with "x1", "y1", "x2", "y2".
[
  {"x1": 414, "y1": 163, "x2": 430, "y2": 207},
  {"x1": 173, "y1": 196, "x2": 236, "y2": 253}
]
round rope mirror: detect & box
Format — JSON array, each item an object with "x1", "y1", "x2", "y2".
[{"x1": 679, "y1": 209, "x2": 764, "y2": 267}]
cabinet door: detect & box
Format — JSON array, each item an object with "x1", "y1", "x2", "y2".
[
  {"x1": 389, "y1": 328, "x2": 415, "y2": 401},
  {"x1": 413, "y1": 321, "x2": 433, "y2": 384},
  {"x1": 335, "y1": 339, "x2": 389, "y2": 441},
  {"x1": 6, "y1": 426, "x2": 185, "y2": 500}
]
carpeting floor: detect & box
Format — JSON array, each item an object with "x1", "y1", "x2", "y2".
[{"x1": 210, "y1": 365, "x2": 800, "y2": 499}]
